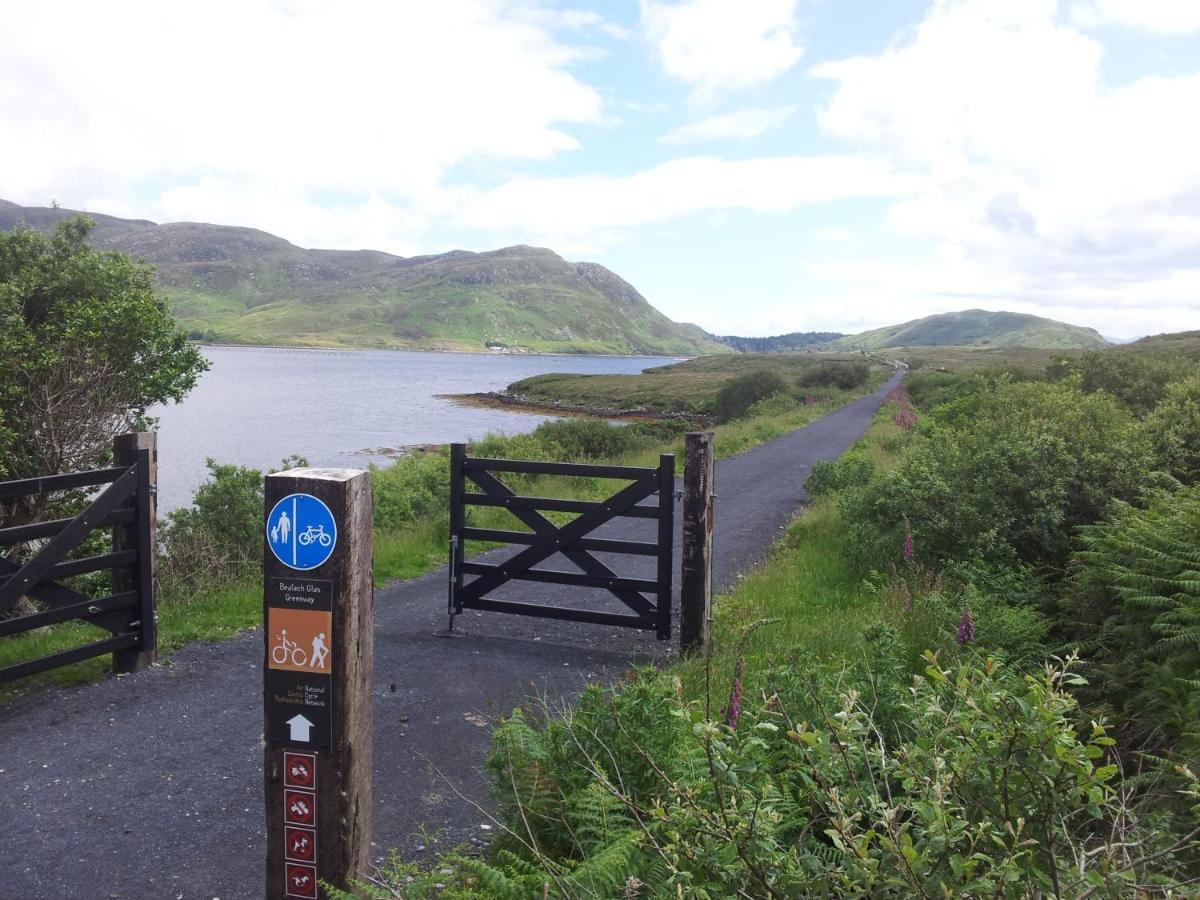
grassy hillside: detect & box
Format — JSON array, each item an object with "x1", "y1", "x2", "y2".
[
  {"x1": 0, "y1": 199, "x2": 727, "y2": 356},
  {"x1": 1122, "y1": 330, "x2": 1200, "y2": 357},
  {"x1": 715, "y1": 330, "x2": 844, "y2": 352},
  {"x1": 831, "y1": 308, "x2": 1108, "y2": 351}
]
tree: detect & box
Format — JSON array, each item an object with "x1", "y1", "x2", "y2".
[{"x1": 0, "y1": 216, "x2": 206, "y2": 497}]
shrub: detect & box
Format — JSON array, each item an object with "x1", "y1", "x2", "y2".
[
  {"x1": 352, "y1": 655, "x2": 1199, "y2": 897},
  {"x1": 805, "y1": 455, "x2": 875, "y2": 499},
  {"x1": 1145, "y1": 375, "x2": 1200, "y2": 483},
  {"x1": 796, "y1": 361, "x2": 869, "y2": 390},
  {"x1": 158, "y1": 456, "x2": 303, "y2": 593},
  {"x1": 1046, "y1": 351, "x2": 1193, "y2": 416},
  {"x1": 712, "y1": 369, "x2": 787, "y2": 422},
  {"x1": 842, "y1": 381, "x2": 1154, "y2": 571},
  {"x1": 371, "y1": 450, "x2": 451, "y2": 531}
]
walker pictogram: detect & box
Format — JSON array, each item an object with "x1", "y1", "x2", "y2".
[{"x1": 267, "y1": 494, "x2": 337, "y2": 571}]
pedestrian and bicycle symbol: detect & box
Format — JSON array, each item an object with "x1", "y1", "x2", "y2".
[{"x1": 267, "y1": 493, "x2": 337, "y2": 571}]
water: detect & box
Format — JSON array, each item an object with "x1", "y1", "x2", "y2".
[{"x1": 152, "y1": 346, "x2": 679, "y2": 513}]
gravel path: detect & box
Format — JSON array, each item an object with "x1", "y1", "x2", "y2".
[{"x1": 0, "y1": 370, "x2": 901, "y2": 899}]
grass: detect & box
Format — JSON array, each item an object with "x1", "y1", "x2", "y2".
[{"x1": 672, "y1": 411, "x2": 904, "y2": 703}]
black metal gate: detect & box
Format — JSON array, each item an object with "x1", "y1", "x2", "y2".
[{"x1": 447, "y1": 444, "x2": 675, "y2": 639}]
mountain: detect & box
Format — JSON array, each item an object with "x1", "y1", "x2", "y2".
[
  {"x1": 715, "y1": 331, "x2": 844, "y2": 352},
  {"x1": 830, "y1": 309, "x2": 1109, "y2": 351},
  {"x1": 0, "y1": 200, "x2": 727, "y2": 356}
]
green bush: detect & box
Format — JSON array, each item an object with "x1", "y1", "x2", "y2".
[
  {"x1": 1145, "y1": 375, "x2": 1200, "y2": 483},
  {"x1": 796, "y1": 361, "x2": 869, "y2": 390},
  {"x1": 842, "y1": 381, "x2": 1153, "y2": 571},
  {"x1": 712, "y1": 369, "x2": 788, "y2": 422},
  {"x1": 158, "y1": 456, "x2": 304, "y2": 593},
  {"x1": 1069, "y1": 485, "x2": 1200, "y2": 752},
  {"x1": 347, "y1": 655, "x2": 1198, "y2": 898},
  {"x1": 1046, "y1": 351, "x2": 1193, "y2": 416},
  {"x1": 371, "y1": 450, "x2": 451, "y2": 531},
  {"x1": 805, "y1": 455, "x2": 875, "y2": 499},
  {"x1": 525, "y1": 417, "x2": 692, "y2": 462}
]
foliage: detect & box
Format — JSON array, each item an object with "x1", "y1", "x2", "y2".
[
  {"x1": 526, "y1": 417, "x2": 693, "y2": 462},
  {"x1": 796, "y1": 361, "x2": 869, "y2": 390},
  {"x1": 1069, "y1": 485, "x2": 1200, "y2": 752},
  {"x1": 1145, "y1": 374, "x2": 1200, "y2": 483},
  {"x1": 842, "y1": 380, "x2": 1153, "y2": 572},
  {"x1": 0, "y1": 216, "x2": 205, "y2": 487},
  {"x1": 158, "y1": 455, "x2": 306, "y2": 594},
  {"x1": 355, "y1": 655, "x2": 1198, "y2": 898},
  {"x1": 372, "y1": 450, "x2": 452, "y2": 532},
  {"x1": 904, "y1": 367, "x2": 1041, "y2": 412},
  {"x1": 712, "y1": 369, "x2": 788, "y2": 423},
  {"x1": 1046, "y1": 350, "x2": 1194, "y2": 416},
  {"x1": 805, "y1": 455, "x2": 875, "y2": 499}
]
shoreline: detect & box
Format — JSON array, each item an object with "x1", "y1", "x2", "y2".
[
  {"x1": 442, "y1": 391, "x2": 704, "y2": 422},
  {"x1": 191, "y1": 340, "x2": 692, "y2": 361}
]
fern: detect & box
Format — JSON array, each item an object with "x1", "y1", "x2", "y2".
[{"x1": 1071, "y1": 485, "x2": 1200, "y2": 751}]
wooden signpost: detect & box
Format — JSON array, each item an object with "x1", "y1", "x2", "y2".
[
  {"x1": 680, "y1": 432, "x2": 715, "y2": 655},
  {"x1": 263, "y1": 468, "x2": 373, "y2": 899}
]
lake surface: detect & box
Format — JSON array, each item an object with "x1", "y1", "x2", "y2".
[{"x1": 152, "y1": 346, "x2": 678, "y2": 513}]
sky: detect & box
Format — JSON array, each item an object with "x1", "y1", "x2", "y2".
[{"x1": 2, "y1": 0, "x2": 1199, "y2": 341}]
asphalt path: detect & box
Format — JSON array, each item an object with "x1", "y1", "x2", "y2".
[{"x1": 0, "y1": 369, "x2": 901, "y2": 900}]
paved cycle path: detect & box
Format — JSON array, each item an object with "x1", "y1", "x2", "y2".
[{"x1": 0, "y1": 370, "x2": 901, "y2": 899}]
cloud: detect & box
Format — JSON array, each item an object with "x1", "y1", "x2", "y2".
[
  {"x1": 810, "y1": 0, "x2": 1200, "y2": 338},
  {"x1": 450, "y1": 154, "x2": 916, "y2": 251},
  {"x1": 0, "y1": 0, "x2": 602, "y2": 250},
  {"x1": 641, "y1": 0, "x2": 802, "y2": 96},
  {"x1": 659, "y1": 106, "x2": 796, "y2": 144},
  {"x1": 1071, "y1": 0, "x2": 1200, "y2": 33}
]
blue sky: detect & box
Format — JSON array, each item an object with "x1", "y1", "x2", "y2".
[{"x1": 3, "y1": 0, "x2": 1199, "y2": 339}]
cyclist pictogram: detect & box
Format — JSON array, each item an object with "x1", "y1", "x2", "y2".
[
  {"x1": 272, "y1": 629, "x2": 308, "y2": 668},
  {"x1": 267, "y1": 493, "x2": 337, "y2": 571}
]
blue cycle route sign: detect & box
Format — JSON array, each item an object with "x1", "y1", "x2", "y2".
[{"x1": 267, "y1": 493, "x2": 338, "y2": 571}]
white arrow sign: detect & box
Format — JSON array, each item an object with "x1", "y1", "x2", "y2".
[{"x1": 287, "y1": 714, "x2": 314, "y2": 743}]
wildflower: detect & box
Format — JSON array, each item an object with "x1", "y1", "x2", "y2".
[
  {"x1": 902, "y1": 518, "x2": 915, "y2": 565},
  {"x1": 957, "y1": 607, "x2": 975, "y2": 645},
  {"x1": 723, "y1": 657, "x2": 746, "y2": 729}
]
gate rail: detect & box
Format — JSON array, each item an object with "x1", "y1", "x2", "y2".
[
  {"x1": 449, "y1": 445, "x2": 674, "y2": 639},
  {"x1": 0, "y1": 433, "x2": 157, "y2": 684}
]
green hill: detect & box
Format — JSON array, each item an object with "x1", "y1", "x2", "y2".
[
  {"x1": 830, "y1": 309, "x2": 1109, "y2": 351},
  {"x1": 0, "y1": 199, "x2": 727, "y2": 356},
  {"x1": 715, "y1": 331, "x2": 844, "y2": 352}
]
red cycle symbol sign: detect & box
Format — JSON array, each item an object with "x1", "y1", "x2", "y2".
[
  {"x1": 285, "y1": 826, "x2": 317, "y2": 863},
  {"x1": 284, "y1": 789, "x2": 316, "y2": 826},
  {"x1": 284, "y1": 752, "x2": 316, "y2": 789}
]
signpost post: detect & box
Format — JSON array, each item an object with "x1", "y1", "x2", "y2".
[{"x1": 263, "y1": 468, "x2": 373, "y2": 900}]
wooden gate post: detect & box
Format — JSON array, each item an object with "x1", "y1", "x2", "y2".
[
  {"x1": 680, "y1": 432, "x2": 714, "y2": 655},
  {"x1": 112, "y1": 431, "x2": 157, "y2": 674},
  {"x1": 263, "y1": 468, "x2": 373, "y2": 900}
]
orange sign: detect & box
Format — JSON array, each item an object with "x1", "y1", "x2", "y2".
[{"x1": 268, "y1": 608, "x2": 333, "y2": 674}]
